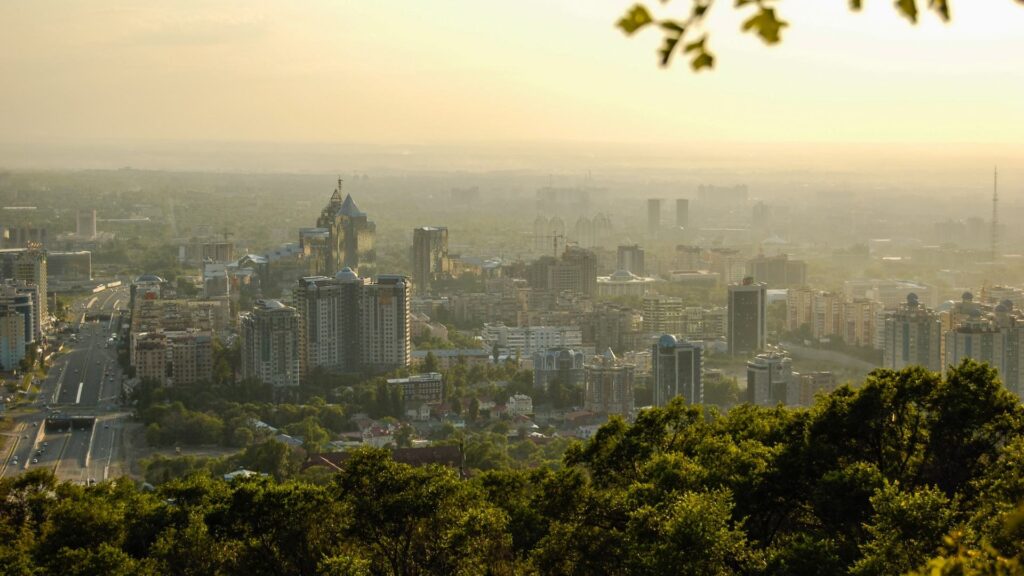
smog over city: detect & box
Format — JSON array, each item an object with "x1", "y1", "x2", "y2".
[{"x1": 1, "y1": 1, "x2": 1023, "y2": 574}]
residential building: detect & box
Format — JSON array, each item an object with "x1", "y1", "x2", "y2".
[
  {"x1": 0, "y1": 249, "x2": 46, "y2": 330},
  {"x1": 728, "y1": 279, "x2": 767, "y2": 356},
  {"x1": 584, "y1": 348, "x2": 635, "y2": 415},
  {"x1": 581, "y1": 303, "x2": 642, "y2": 353},
  {"x1": 481, "y1": 323, "x2": 582, "y2": 356},
  {"x1": 882, "y1": 293, "x2": 942, "y2": 371},
  {"x1": 0, "y1": 281, "x2": 38, "y2": 343},
  {"x1": 360, "y1": 275, "x2": 411, "y2": 374},
  {"x1": 844, "y1": 279, "x2": 936, "y2": 309},
  {"x1": 507, "y1": 394, "x2": 534, "y2": 417},
  {"x1": 167, "y1": 330, "x2": 214, "y2": 386},
  {"x1": 652, "y1": 335, "x2": 702, "y2": 405},
  {"x1": 240, "y1": 299, "x2": 301, "y2": 388},
  {"x1": 294, "y1": 271, "x2": 363, "y2": 375},
  {"x1": 412, "y1": 226, "x2": 450, "y2": 295},
  {"x1": 643, "y1": 294, "x2": 684, "y2": 335},
  {"x1": 943, "y1": 300, "x2": 1024, "y2": 397},
  {"x1": 0, "y1": 310, "x2": 26, "y2": 370}
]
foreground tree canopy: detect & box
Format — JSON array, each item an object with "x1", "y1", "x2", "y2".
[
  {"x1": 3, "y1": 360, "x2": 1024, "y2": 575},
  {"x1": 618, "y1": 0, "x2": 1024, "y2": 71}
]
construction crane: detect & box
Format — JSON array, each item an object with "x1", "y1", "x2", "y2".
[{"x1": 533, "y1": 231, "x2": 566, "y2": 258}]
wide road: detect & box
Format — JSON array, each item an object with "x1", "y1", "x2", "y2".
[{"x1": 1, "y1": 285, "x2": 130, "y2": 482}]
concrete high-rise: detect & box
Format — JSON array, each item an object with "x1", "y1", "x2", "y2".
[
  {"x1": 747, "y1": 352, "x2": 792, "y2": 406},
  {"x1": 728, "y1": 279, "x2": 767, "y2": 356},
  {"x1": 882, "y1": 294, "x2": 941, "y2": 372},
  {"x1": 647, "y1": 198, "x2": 662, "y2": 235},
  {"x1": 412, "y1": 226, "x2": 450, "y2": 295},
  {"x1": 676, "y1": 198, "x2": 689, "y2": 229},
  {"x1": 76, "y1": 210, "x2": 97, "y2": 239},
  {"x1": 0, "y1": 249, "x2": 46, "y2": 332},
  {"x1": 0, "y1": 309, "x2": 26, "y2": 370},
  {"x1": 616, "y1": 244, "x2": 645, "y2": 276},
  {"x1": 241, "y1": 299, "x2": 301, "y2": 388},
  {"x1": 584, "y1": 348, "x2": 635, "y2": 415},
  {"x1": 652, "y1": 334, "x2": 702, "y2": 405},
  {"x1": 294, "y1": 270, "x2": 410, "y2": 376},
  {"x1": 360, "y1": 275, "x2": 411, "y2": 374},
  {"x1": 315, "y1": 179, "x2": 376, "y2": 275},
  {"x1": 294, "y1": 270, "x2": 363, "y2": 376}
]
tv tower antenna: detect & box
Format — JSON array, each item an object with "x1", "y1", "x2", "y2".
[{"x1": 992, "y1": 166, "x2": 999, "y2": 262}]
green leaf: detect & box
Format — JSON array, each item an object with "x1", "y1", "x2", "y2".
[
  {"x1": 684, "y1": 36, "x2": 707, "y2": 54},
  {"x1": 659, "y1": 20, "x2": 685, "y2": 33},
  {"x1": 896, "y1": 0, "x2": 919, "y2": 23},
  {"x1": 742, "y1": 7, "x2": 789, "y2": 44},
  {"x1": 929, "y1": 0, "x2": 950, "y2": 21},
  {"x1": 658, "y1": 34, "x2": 681, "y2": 67},
  {"x1": 617, "y1": 4, "x2": 654, "y2": 35},
  {"x1": 691, "y1": 50, "x2": 715, "y2": 71}
]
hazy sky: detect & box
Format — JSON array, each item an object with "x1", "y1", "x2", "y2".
[{"x1": 1, "y1": 0, "x2": 1022, "y2": 148}]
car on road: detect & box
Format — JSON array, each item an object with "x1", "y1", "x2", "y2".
[
  {"x1": 42, "y1": 442, "x2": 48, "y2": 447},
  {"x1": 31, "y1": 458, "x2": 38, "y2": 464}
]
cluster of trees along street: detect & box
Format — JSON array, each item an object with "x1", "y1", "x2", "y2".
[{"x1": 2, "y1": 359, "x2": 1024, "y2": 574}]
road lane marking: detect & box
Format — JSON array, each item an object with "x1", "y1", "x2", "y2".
[{"x1": 75, "y1": 382, "x2": 84, "y2": 404}]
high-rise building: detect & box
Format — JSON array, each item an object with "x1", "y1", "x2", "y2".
[
  {"x1": 294, "y1": 271, "x2": 363, "y2": 375},
  {"x1": 76, "y1": 210, "x2": 97, "y2": 239},
  {"x1": 360, "y1": 275, "x2": 411, "y2": 374},
  {"x1": 647, "y1": 198, "x2": 662, "y2": 235},
  {"x1": 315, "y1": 179, "x2": 376, "y2": 275},
  {"x1": 0, "y1": 281, "x2": 38, "y2": 343},
  {"x1": 0, "y1": 249, "x2": 46, "y2": 332},
  {"x1": 747, "y1": 352, "x2": 792, "y2": 406},
  {"x1": 482, "y1": 323, "x2": 582, "y2": 356},
  {"x1": 728, "y1": 279, "x2": 767, "y2": 356},
  {"x1": 942, "y1": 300, "x2": 1024, "y2": 397},
  {"x1": 295, "y1": 270, "x2": 409, "y2": 376},
  {"x1": 652, "y1": 335, "x2": 702, "y2": 405},
  {"x1": 746, "y1": 254, "x2": 807, "y2": 287},
  {"x1": 643, "y1": 295, "x2": 684, "y2": 335},
  {"x1": 167, "y1": 330, "x2": 214, "y2": 386},
  {"x1": 533, "y1": 347, "x2": 585, "y2": 391},
  {"x1": 240, "y1": 299, "x2": 301, "y2": 388},
  {"x1": 0, "y1": 309, "x2": 26, "y2": 371},
  {"x1": 616, "y1": 244, "x2": 645, "y2": 276},
  {"x1": 676, "y1": 198, "x2": 689, "y2": 229},
  {"x1": 882, "y1": 293, "x2": 941, "y2": 372},
  {"x1": 584, "y1": 348, "x2": 635, "y2": 415},
  {"x1": 528, "y1": 247, "x2": 598, "y2": 297},
  {"x1": 411, "y1": 226, "x2": 450, "y2": 295}
]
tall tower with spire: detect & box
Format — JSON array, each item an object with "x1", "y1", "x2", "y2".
[
  {"x1": 316, "y1": 178, "x2": 376, "y2": 275},
  {"x1": 992, "y1": 166, "x2": 999, "y2": 262}
]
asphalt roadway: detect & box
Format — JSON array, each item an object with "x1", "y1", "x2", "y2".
[{"x1": 0, "y1": 285, "x2": 130, "y2": 483}]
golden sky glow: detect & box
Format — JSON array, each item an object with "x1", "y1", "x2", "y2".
[{"x1": 1, "y1": 0, "x2": 1022, "y2": 147}]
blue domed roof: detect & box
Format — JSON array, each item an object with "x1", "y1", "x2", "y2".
[
  {"x1": 907, "y1": 293, "x2": 919, "y2": 305},
  {"x1": 658, "y1": 334, "x2": 679, "y2": 348},
  {"x1": 962, "y1": 291, "x2": 974, "y2": 302},
  {"x1": 1002, "y1": 299, "x2": 1014, "y2": 310}
]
